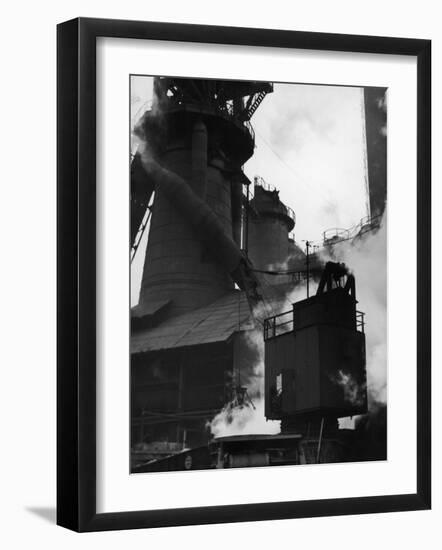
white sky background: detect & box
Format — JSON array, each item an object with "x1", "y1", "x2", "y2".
[{"x1": 130, "y1": 76, "x2": 369, "y2": 305}]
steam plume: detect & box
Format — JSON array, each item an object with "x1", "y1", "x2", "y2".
[
  {"x1": 319, "y1": 219, "x2": 387, "y2": 406},
  {"x1": 208, "y1": 219, "x2": 386, "y2": 439},
  {"x1": 209, "y1": 327, "x2": 281, "y2": 437}
]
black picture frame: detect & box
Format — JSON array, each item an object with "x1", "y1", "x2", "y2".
[{"x1": 57, "y1": 17, "x2": 431, "y2": 532}]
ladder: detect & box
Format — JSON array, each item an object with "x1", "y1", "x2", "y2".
[{"x1": 244, "y1": 91, "x2": 267, "y2": 120}]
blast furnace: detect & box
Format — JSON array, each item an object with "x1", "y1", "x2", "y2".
[{"x1": 130, "y1": 77, "x2": 276, "y2": 466}]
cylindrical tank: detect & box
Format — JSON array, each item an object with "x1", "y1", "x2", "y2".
[{"x1": 248, "y1": 184, "x2": 295, "y2": 272}]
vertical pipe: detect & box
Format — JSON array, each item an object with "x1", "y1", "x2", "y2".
[
  {"x1": 244, "y1": 183, "x2": 250, "y2": 254},
  {"x1": 231, "y1": 176, "x2": 243, "y2": 247},
  {"x1": 306, "y1": 240, "x2": 310, "y2": 298},
  {"x1": 191, "y1": 119, "x2": 208, "y2": 199},
  {"x1": 176, "y1": 362, "x2": 184, "y2": 444},
  {"x1": 316, "y1": 417, "x2": 325, "y2": 463}
]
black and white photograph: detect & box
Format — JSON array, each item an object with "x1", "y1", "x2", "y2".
[
  {"x1": 129, "y1": 76, "x2": 387, "y2": 473},
  {"x1": 0, "y1": 1, "x2": 435, "y2": 542}
]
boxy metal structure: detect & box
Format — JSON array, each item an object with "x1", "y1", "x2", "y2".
[{"x1": 264, "y1": 262, "x2": 367, "y2": 436}]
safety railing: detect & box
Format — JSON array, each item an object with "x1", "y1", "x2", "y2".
[
  {"x1": 133, "y1": 96, "x2": 256, "y2": 147},
  {"x1": 323, "y1": 227, "x2": 351, "y2": 244},
  {"x1": 356, "y1": 310, "x2": 365, "y2": 333},
  {"x1": 357, "y1": 214, "x2": 382, "y2": 236},
  {"x1": 285, "y1": 205, "x2": 296, "y2": 226},
  {"x1": 323, "y1": 214, "x2": 382, "y2": 246},
  {"x1": 253, "y1": 175, "x2": 276, "y2": 192},
  {"x1": 252, "y1": 176, "x2": 296, "y2": 226},
  {"x1": 264, "y1": 309, "x2": 365, "y2": 339},
  {"x1": 241, "y1": 119, "x2": 255, "y2": 143},
  {"x1": 264, "y1": 309, "x2": 294, "y2": 340}
]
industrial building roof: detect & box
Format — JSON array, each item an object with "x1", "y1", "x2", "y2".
[
  {"x1": 131, "y1": 298, "x2": 171, "y2": 318},
  {"x1": 131, "y1": 291, "x2": 254, "y2": 353}
]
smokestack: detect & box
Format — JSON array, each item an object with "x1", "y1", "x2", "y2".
[
  {"x1": 134, "y1": 78, "x2": 272, "y2": 318},
  {"x1": 364, "y1": 87, "x2": 387, "y2": 218}
]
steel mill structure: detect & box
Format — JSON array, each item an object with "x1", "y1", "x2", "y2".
[{"x1": 130, "y1": 77, "x2": 387, "y2": 471}]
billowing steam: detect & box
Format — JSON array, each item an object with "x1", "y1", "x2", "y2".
[
  {"x1": 210, "y1": 400, "x2": 280, "y2": 438},
  {"x1": 208, "y1": 327, "x2": 281, "y2": 437},
  {"x1": 208, "y1": 217, "x2": 386, "y2": 439},
  {"x1": 333, "y1": 370, "x2": 367, "y2": 407},
  {"x1": 207, "y1": 282, "x2": 308, "y2": 438},
  {"x1": 319, "y1": 218, "x2": 387, "y2": 406},
  {"x1": 207, "y1": 281, "x2": 309, "y2": 438}
]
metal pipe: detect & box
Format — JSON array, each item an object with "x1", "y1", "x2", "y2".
[
  {"x1": 244, "y1": 183, "x2": 250, "y2": 254},
  {"x1": 306, "y1": 240, "x2": 310, "y2": 298},
  {"x1": 138, "y1": 147, "x2": 248, "y2": 281},
  {"x1": 191, "y1": 119, "x2": 208, "y2": 199},
  {"x1": 316, "y1": 417, "x2": 325, "y2": 463}
]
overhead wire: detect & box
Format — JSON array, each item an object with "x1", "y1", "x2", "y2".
[{"x1": 253, "y1": 125, "x2": 341, "y2": 215}]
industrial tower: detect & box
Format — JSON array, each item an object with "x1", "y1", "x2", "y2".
[{"x1": 130, "y1": 78, "x2": 274, "y2": 465}]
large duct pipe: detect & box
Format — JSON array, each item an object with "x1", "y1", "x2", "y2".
[
  {"x1": 138, "y1": 145, "x2": 261, "y2": 303},
  {"x1": 191, "y1": 120, "x2": 208, "y2": 199}
]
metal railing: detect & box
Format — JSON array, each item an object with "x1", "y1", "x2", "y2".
[
  {"x1": 264, "y1": 308, "x2": 366, "y2": 340},
  {"x1": 356, "y1": 310, "x2": 365, "y2": 333},
  {"x1": 357, "y1": 214, "x2": 382, "y2": 236},
  {"x1": 285, "y1": 205, "x2": 296, "y2": 226},
  {"x1": 323, "y1": 227, "x2": 351, "y2": 244},
  {"x1": 323, "y1": 214, "x2": 382, "y2": 247},
  {"x1": 243, "y1": 119, "x2": 255, "y2": 142},
  {"x1": 253, "y1": 175, "x2": 276, "y2": 192},
  {"x1": 264, "y1": 309, "x2": 294, "y2": 340},
  {"x1": 253, "y1": 176, "x2": 296, "y2": 226},
  {"x1": 132, "y1": 96, "x2": 256, "y2": 146}
]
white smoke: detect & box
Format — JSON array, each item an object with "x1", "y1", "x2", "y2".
[
  {"x1": 210, "y1": 400, "x2": 280, "y2": 438},
  {"x1": 207, "y1": 273, "x2": 311, "y2": 439},
  {"x1": 333, "y1": 369, "x2": 366, "y2": 408},
  {"x1": 208, "y1": 216, "x2": 386, "y2": 439},
  {"x1": 319, "y1": 218, "x2": 387, "y2": 406},
  {"x1": 208, "y1": 327, "x2": 281, "y2": 438},
  {"x1": 285, "y1": 281, "x2": 310, "y2": 307},
  {"x1": 242, "y1": 328, "x2": 265, "y2": 394}
]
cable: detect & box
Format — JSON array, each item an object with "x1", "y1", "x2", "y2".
[
  {"x1": 251, "y1": 267, "x2": 311, "y2": 276},
  {"x1": 254, "y1": 127, "x2": 307, "y2": 188},
  {"x1": 253, "y1": 126, "x2": 341, "y2": 213}
]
